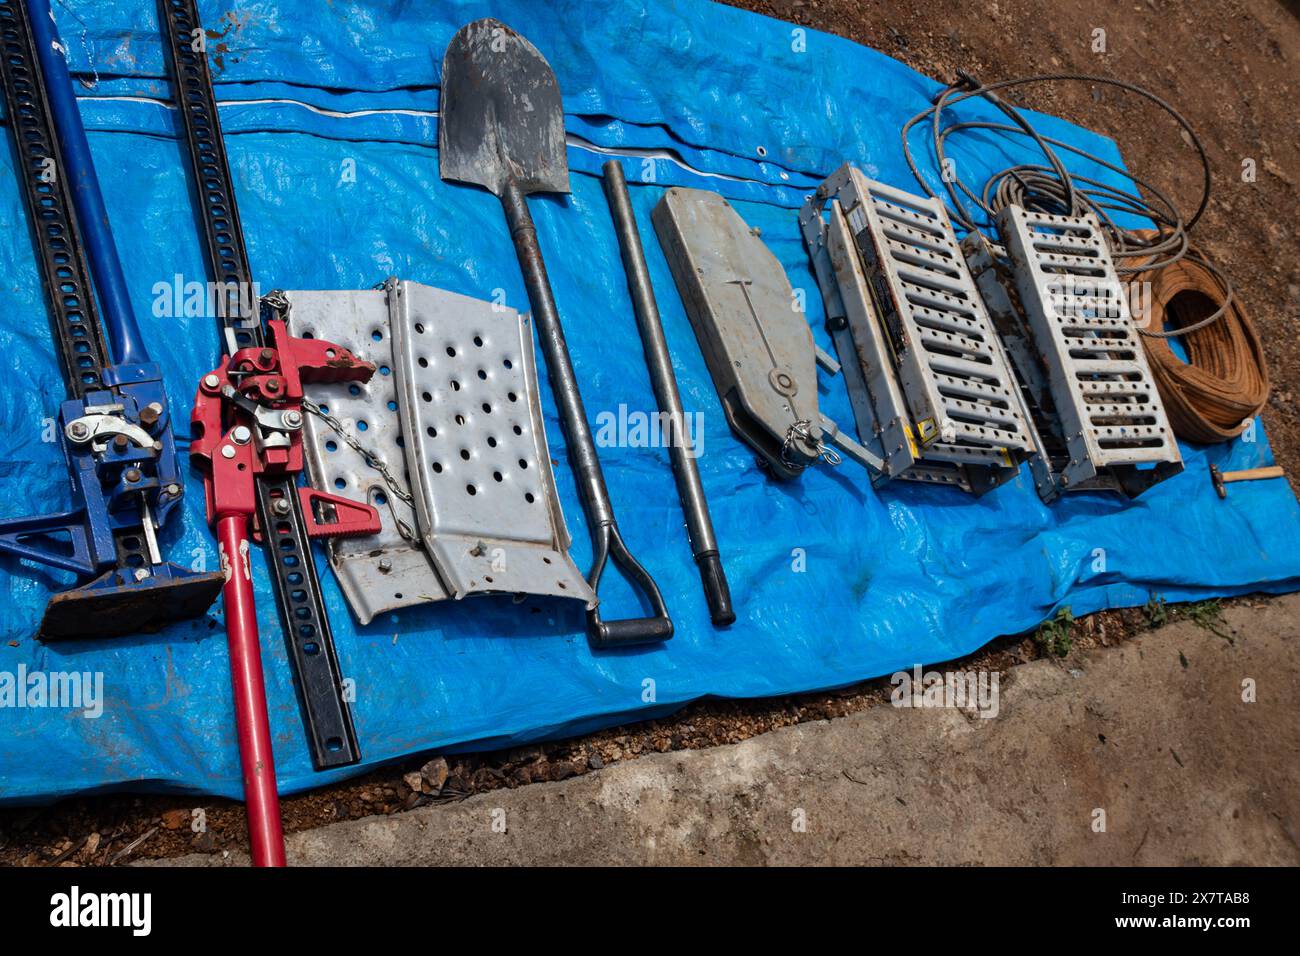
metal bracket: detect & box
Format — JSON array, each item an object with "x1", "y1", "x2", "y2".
[
  {"x1": 65, "y1": 410, "x2": 162, "y2": 453},
  {"x1": 652, "y1": 186, "x2": 878, "y2": 480},
  {"x1": 964, "y1": 207, "x2": 1182, "y2": 500},
  {"x1": 801, "y1": 165, "x2": 1036, "y2": 494}
]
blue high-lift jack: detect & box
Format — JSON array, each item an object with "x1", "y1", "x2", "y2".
[{"x1": 0, "y1": 0, "x2": 223, "y2": 639}]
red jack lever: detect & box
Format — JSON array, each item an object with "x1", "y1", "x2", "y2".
[
  {"x1": 217, "y1": 511, "x2": 286, "y2": 867},
  {"x1": 192, "y1": 325, "x2": 376, "y2": 867}
]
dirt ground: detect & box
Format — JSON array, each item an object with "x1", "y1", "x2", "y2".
[
  {"x1": 2, "y1": 0, "x2": 1298, "y2": 865},
  {"x1": 151, "y1": 594, "x2": 1300, "y2": 867}
]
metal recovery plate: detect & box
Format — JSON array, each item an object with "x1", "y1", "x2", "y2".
[
  {"x1": 283, "y1": 289, "x2": 447, "y2": 624},
  {"x1": 387, "y1": 280, "x2": 593, "y2": 604},
  {"x1": 802, "y1": 165, "x2": 1037, "y2": 494},
  {"x1": 994, "y1": 206, "x2": 1181, "y2": 494},
  {"x1": 652, "y1": 186, "x2": 877, "y2": 479}
]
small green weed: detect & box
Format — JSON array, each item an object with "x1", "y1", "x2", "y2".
[{"x1": 1035, "y1": 606, "x2": 1075, "y2": 657}]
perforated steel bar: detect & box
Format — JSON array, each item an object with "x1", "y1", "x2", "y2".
[
  {"x1": 159, "y1": 0, "x2": 358, "y2": 768},
  {"x1": 158, "y1": 0, "x2": 259, "y2": 346}
]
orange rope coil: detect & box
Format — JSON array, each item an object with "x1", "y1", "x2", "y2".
[{"x1": 1130, "y1": 252, "x2": 1270, "y2": 444}]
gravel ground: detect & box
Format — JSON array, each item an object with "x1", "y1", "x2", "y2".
[{"x1": 2, "y1": 0, "x2": 1296, "y2": 865}]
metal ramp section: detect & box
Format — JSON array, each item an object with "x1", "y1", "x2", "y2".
[
  {"x1": 282, "y1": 289, "x2": 447, "y2": 624},
  {"x1": 988, "y1": 206, "x2": 1182, "y2": 499},
  {"x1": 387, "y1": 280, "x2": 594, "y2": 604},
  {"x1": 800, "y1": 164, "x2": 1036, "y2": 494}
]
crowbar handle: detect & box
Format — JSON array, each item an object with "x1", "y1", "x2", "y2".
[
  {"x1": 601, "y1": 160, "x2": 735, "y2": 627},
  {"x1": 216, "y1": 514, "x2": 286, "y2": 867},
  {"x1": 27, "y1": 0, "x2": 148, "y2": 367}
]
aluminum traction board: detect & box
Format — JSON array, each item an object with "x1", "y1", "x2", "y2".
[
  {"x1": 801, "y1": 165, "x2": 1036, "y2": 494},
  {"x1": 387, "y1": 280, "x2": 594, "y2": 605},
  {"x1": 989, "y1": 206, "x2": 1181, "y2": 496}
]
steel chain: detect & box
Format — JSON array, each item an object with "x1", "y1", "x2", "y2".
[
  {"x1": 300, "y1": 398, "x2": 414, "y2": 504},
  {"x1": 264, "y1": 290, "x2": 417, "y2": 539}
]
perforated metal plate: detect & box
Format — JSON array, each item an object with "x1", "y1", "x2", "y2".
[
  {"x1": 283, "y1": 289, "x2": 448, "y2": 624},
  {"x1": 387, "y1": 280, "x2": 594, "y2": 604},
  {"x1": 996, "y1": 206, "x2": 1181, "y2": 485}
]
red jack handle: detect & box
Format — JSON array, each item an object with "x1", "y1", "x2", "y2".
[
  {"x1": 192, "y1": 328, "x2": 375, "y2": 866},
  {"x1": 217, "y1": 513, "x2": 287, "y2": 867}
]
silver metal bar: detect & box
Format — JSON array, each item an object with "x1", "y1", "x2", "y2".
[{"x1": 602, "y1": 162, "x2": 734, "y2": 626}]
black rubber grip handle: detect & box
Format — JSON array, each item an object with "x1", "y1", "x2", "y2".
[
  {"x1": 589, "y1": 614, "x2": 674, "y2": 649},
  {"x1": 696, "y1": 550, "x2": 736, "y2": 626}
]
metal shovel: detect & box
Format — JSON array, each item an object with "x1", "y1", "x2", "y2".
[{"x1": 439, "y1": 18, "x2": 671, "y2": 648}]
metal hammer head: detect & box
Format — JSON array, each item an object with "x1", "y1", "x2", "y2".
[{"x1": 1209, "y1": 463, "x2": 1227, "y2": 498}]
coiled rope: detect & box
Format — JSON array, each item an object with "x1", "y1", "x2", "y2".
[{"x1": 1129, "y1": 242, "x2": 1269, "y2": 443}]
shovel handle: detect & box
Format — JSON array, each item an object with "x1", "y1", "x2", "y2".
[
  {"x1": 499, "y1": 182, "x2": 671, "y2": 647},
  {"x1": 587, "y1": 523, "x2": 674, "y2": 648},
  {"x1": 501, "y1": 181, "x2": 613, "y2": 528},
  {"x1": 594, "y1": 616, "x2": 676, "y2": 647}
]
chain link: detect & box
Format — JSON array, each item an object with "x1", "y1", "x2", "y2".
[
  {"x1": 261, "y1": 289, "x2": 290, "y2": 314},
  {"x1": 301, "y1": 397, "x2": 416, "y2": 509},
  {"x1": 266, "y1": 290, "x2": 418, "y2": 539}
]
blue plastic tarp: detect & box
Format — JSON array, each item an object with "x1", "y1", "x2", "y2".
[{"x1": 1, "y1": 0, "x2": 1296, "y2": 803}]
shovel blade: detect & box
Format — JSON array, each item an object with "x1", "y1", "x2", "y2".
[{"x1": 438, "y1": 18, "x2": 570, "y2": 197}]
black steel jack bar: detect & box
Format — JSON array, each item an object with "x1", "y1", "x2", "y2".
[{"x1": 157, "y1": 0, "x2": 359, "y2": 768}]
